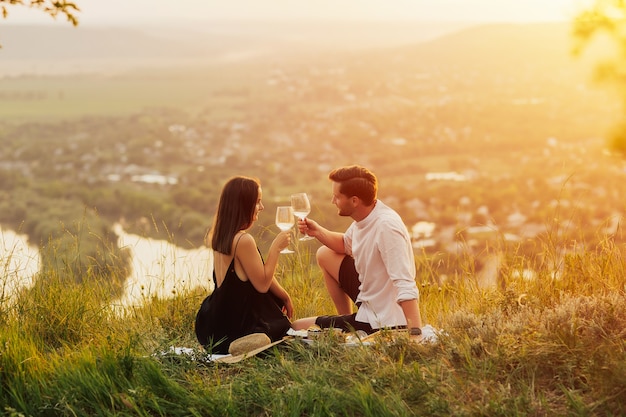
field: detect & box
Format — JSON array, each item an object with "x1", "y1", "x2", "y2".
[{"x1": 0, "y1": 63, "x2": 264, "y2": 121}]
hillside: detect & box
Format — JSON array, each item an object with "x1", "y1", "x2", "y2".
[
  {"x1": 0, "y1": 20, "x2": 595, "y2": 82},
  {"x1": 0, "y1": 20, "x2": 474, "y2": 75},
  {"x1": 409, "y1": 22, "x2": 574, "y2": 61}
]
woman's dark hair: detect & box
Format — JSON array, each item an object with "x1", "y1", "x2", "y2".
[
  {"x1": 209, "y1": 176, "x2": 260, "y2": 254},
  {"x1": 328, "y1": 165, "x2": 378, "y2": 205}
]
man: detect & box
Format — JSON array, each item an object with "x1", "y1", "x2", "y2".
[{"x1": 292, "y1": 165, "x2": 423, "y2": 339}]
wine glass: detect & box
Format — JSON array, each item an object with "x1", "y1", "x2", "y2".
[
  {"x1": 275, "y1": 206, "x2": 294, "y2": 254},
  {"x1": 291, "y1": 193, "x2": 314, "y2": 241}
]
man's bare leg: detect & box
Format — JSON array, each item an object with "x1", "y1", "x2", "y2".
[{"x1": 316, "y1": 245, "x2": 353, "y2": 315}]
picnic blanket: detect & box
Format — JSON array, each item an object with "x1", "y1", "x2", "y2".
[{"x1": 158, "y1": 324, "x2": 441, "y2": 363}]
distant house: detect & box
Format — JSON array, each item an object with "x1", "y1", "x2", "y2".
[
  {"x1": 507, "y1": 211, "x2": 527, "y2": 227},
  {"x1": 425, "y1": 171, "x2": 468, "y2": 182},
  {"x1": 412, "y1": 221, "x2": 436, "y2": 239},
  {"x1": 412, "y1": 238, "x2": 437, "y2": 250},
  {"x1": 131, "y1": 174, "x2": 178, "y2": 185},
  {"x1": 465, "y1": 225, "x2": 498, "y2": 237},
  {"x1": 411, "y1": 221, "x2": 437, "y2": 250}
]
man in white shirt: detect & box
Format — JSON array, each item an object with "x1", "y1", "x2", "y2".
[{"x1": 292, "y1": 165, "x2": 423, "y2": 339}]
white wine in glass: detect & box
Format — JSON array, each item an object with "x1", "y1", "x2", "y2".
[
  {"x1": 275, "y1": 206, "x2": 295, "y2": 254},
  {"x1": 291, "y1": 193, "x2": 314, "y2": 241}
]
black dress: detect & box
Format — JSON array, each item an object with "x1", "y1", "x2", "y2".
[{"x1": 195, "y1": 248, "x2": 291, "y2": 354}]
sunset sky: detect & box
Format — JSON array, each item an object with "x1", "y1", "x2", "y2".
[{"x1": 7, "y1": 0, "x2": 594, "y2": 25}]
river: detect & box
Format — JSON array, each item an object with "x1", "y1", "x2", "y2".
[
  {"x1": 113, "y1": 223, "x2": 213, "y2": 307},
  {"x1": 0, "y1": 224, "x2": 213, "y2": 308},
  {"x1": 0, "y1": 227, "x2": 40, "y2": 303}
]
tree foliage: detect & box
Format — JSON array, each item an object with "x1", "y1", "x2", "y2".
[
  {"x1": 1, "y1": 0, "x2": 79, "y2": 25},
  {"x1": 573, "y1": 0, "x2": 626, "y2": 155}
]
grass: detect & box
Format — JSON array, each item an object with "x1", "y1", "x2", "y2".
[{"x1": 1, "y1": 227, "x2": 625, "y2": 416}]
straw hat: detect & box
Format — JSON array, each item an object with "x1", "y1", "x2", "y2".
[{"x1": 215, "y1": 333, "x2": 285, "y2": 364}]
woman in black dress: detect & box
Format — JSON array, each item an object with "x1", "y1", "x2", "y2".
[{"x1": 195, "y1": 176, "x2": 293, "y2": 353}]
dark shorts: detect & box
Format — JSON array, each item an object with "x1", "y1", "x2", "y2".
[
  {"x1": 338, "y1": 255, "x2": 360, "y2": 303},
  {"x1": 315, "y1": 256, "x2": 375, "y2": 334},
  {"x1": 315, "y1": 313, "x2": 374, "y2": 334}
]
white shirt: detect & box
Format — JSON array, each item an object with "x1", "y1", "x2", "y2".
[{"x1": 344, "y1": 200, "x2": 419, "y2": 329}]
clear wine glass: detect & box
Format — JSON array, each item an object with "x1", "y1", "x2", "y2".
[
  {"x1": 275, "y1": 206, "x2": 295, "y2": 254},
  {"x1": 291, "y1": 193, "x2": 314, "y2": 241}
]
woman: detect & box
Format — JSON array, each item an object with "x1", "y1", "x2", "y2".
[{"x1": 195, "y1": 176, "x2": 293, "y2": 353}]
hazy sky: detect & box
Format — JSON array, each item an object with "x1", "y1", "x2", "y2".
[{"x1": 6, "y1": 0, "x2": 594, "y2": 26}]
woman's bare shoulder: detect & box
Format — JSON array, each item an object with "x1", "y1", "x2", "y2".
[{"x1": 235, "y1": 232, "x2": 257, "y2": 252}]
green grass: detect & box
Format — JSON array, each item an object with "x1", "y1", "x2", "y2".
[{"x1": 1, "y1": 229, "x2": 625, "y2": 416}]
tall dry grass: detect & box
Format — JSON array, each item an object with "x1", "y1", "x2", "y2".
[{"x1": 0, "y1": 224, "x2": 625, "y2": 416}]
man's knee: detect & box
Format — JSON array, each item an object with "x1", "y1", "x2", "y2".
[
  {"x1": 316, "y1": 246, "x2": 344, "y2": 277},
  {"x1": 315, "y1": 245, "x2": 333, "y2": 266}
]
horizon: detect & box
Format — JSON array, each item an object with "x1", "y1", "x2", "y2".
[{"x1": 2, "y1": 0, "x2": 593, "y2": 26}]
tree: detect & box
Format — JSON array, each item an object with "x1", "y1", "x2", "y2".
[
  {"x1": 1, "y1": 0, "x2": 79, "y2": 25},
  {"x1": 573, "y1": 0, "x2": 626, "y2": 155}
]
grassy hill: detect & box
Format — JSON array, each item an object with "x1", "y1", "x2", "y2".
[{"x1": 1, "y1": 232, "x2": 625, "y2": 415}]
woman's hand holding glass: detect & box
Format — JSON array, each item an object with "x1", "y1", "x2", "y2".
[
  {"x1": 270, "y1": 230, "x2": 292, "y2": 255},
  {"x1": 275, "y1": 206, "x2": 295, "y2": 254}
]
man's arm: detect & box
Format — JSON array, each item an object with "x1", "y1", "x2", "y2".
[
  {"x1": 380, "y1": 219, "x2": 422, "y2": 336},
  {"x1": 399, "y1": 298, "x2": 423, "y2": 340},
  {"x1": 299, "y1": 218, "x2": 346, "y2": 253}
]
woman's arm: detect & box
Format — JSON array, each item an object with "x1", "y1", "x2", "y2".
[
  {"x1": 236, "y1": 231, "x2": 289, "y2": 293},
  {"x1": 269, "y1": 279, "x2": 293, "y2": 319}
]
